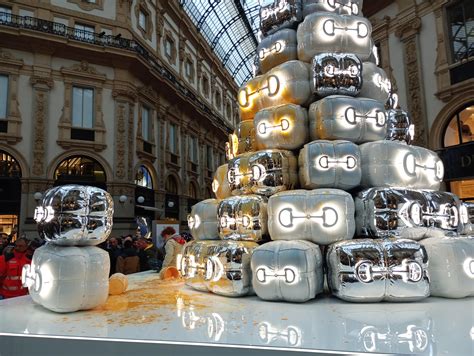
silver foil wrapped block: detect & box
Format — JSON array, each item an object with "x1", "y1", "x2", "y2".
[
  {"x1": 327, "y1": 239, "x2": 430, "y2": 302},
  {"x1": 178, "y1": 240, "x2": 219, "y2": 292},
  {"x1": 251, "y1": 240, "x2": 324, "y2": 302},
  {"x1": 309, "y1": 95, "x2": 387, "y2": 143},
  {"x1": 297, "y1": 12, "x2": 373, "y2": 63},
  {"x1": 359, "y1": 62, "x2": 391, "y2": 104},
  {"x1": 260, "y1": 0, "x2": 303, "y2": 36},
  {"x1": 228, "y1": 152, "x2": 253, "y2": 195},
  {"x1": 34, "y1": 185, "x2": 114, "y2": 246},
  {"x1": 258, "y1": 29, "x2": 298, "y2": 74},
  {"x1": 227, "y1": 121, "x2": 257, "y2": 159},
  {"x1": 461, "y1": 202, "x2": 474, "y2": 236},
  {"x1": 249, "y1": 149, "x2": 298, "y2": 196},
  {"x1": 254, "y1": 103, "x2": 308, "y2": 150},
  {"x1": 218, "y1": 195, "x2": 268, "y2": 242},
  {"x1": 22, "y1": 244, "x2": 110, "y2": 313},
  {"x1": 355, "y1": 188, "x2": 466, "y2": 239},
  {"x1": 238, "y1": 60, "x2": 312, "y2": 121},
  {"x1": 204, "y1": 240, "x2": 258, "y2": 297},
  {"x1": 268, "y1": 189, "x2": 355, "y2": 245},
  {"x1": 188, "y1": 199, "x2": 220, "y2": 241},
  {"x1": 303, "y1": 0, "x2": 364, "y2": 17},
  {"x1": 421, "y1": 236, "x2": 474, "y2": 298},
  {"x1": 386, "y1": 109, "x2": 415, "y2": 144},
  {"x1": 299, "y1": 139, "x2": 361, "y2": 190},
  {"x1": 212, "y1": 164, "x2": 232, "y2": 200},
  {"x1": 360, "y1": 141, "x2": 444, "y2": 190},
  {"x1": 312, "y1": 53, "x2": 362, "y2": 97}
]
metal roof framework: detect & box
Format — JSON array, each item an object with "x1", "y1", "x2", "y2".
[{"x1": 180, "y1": 0, "x2": 261, "y2": 86}]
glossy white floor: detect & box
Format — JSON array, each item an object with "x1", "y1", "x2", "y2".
[{"x1": 0, "y1": 272, "x2": 472, "y2": 356}]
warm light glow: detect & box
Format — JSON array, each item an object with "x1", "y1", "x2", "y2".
[
  {"x1": 278, "y1": 206, "x2": 338, "y2": 228},
  {"x1": 259, "y1": 40, "x2": 286, "y2": 60},
  {"x1": 316, "y1": 155, "x2": 357, "y2": 171},
  {"x1": 463, "y1": 258, "x2": 474, "y2": 278},
  {"x1": 257, "y1": 118, "x2": 291, "y2": 135},
  {"x1": 255, "y1": 265, "x2": 298, "y2": 284},
  {"x1": 205, "y1": 256, "x2": 224, "y2": 282},
  {"x1": 212, "y1": 179, "x2": 219, "y2": 193},
  {"x1": 403, "y1": 153, "x2": 444, "y2": 181},
  {"x1": 355, "y1": 259, "x2": 423, "y2": 283}
]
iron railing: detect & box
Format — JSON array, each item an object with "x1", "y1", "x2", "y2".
[{"x1": 0, "y1": 12, "x2": 233, "y2": 134}]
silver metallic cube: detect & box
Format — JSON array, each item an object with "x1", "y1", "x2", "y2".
[
  {"x1": 359, "y1": 62, "x2": 391, "y2": 104},
  {"x1": 188, "y1": 199, "x2": 220, "y2": 240},
  {"x1": 260, "y1": 0, "x2": 303, "y2": 36},
  {"x1": 303, "y1": 0, "x2": 364, "y2": 17},
  {"x1": 258, "y1": 29, "x2": 298, "y2": 74}
]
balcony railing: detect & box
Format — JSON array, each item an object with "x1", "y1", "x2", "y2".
[{"x1": 0, "y1": 12, "x2": 233, "y2": 134}]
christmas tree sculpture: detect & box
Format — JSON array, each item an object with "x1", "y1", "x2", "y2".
[{"x1": 182, "y1": 0, "x2": 473, "y2": 302}]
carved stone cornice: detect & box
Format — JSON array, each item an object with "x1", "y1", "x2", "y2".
[
  {"x1": 30, "y1": 76, "x2": 54, "y2": 91},
  {"x1": 60, "y1": 61, "x2": 107, "y2": 82},
  {"x1": 0, "y1": 48, "x2": 24, "y2": 68},
  {"x1": 112, "y1": 88, "x2": 138, "y2": 102},
  {"x1": 138, "y1": 85, "x2": 158, "y2": 104},
  {"x1": 395, "y1": 16, "x2": 422, "y2": 41},
  {"x1": 67, "y1": 0, "x2": 104, "y2": 11}
]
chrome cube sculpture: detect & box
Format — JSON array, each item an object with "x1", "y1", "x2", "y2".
[
  {"x1": 22, "y1": 244, "x2": 110, "y2": 313},
  {"x1": 327, "y1": 239, "x2": 430, "y2": 302},
  {"x1": 258, "y1": 29, "x2": 298, "y2": 73},
  {"x1": 421, "y1": 236, "x2": 474, "y2": 298},
  {"x1": 227, "y1": 120, "x2": 257, "y2": 157},
  {"x1": 312, "y1": 53, "x2": 362, "y2": 97},
  {"x1": 297, "y1": 12, "x2": 373, "y2": 63},
  {"x1": 34, "y1": 185, "x2": 114, "y2": 246},
  {"x1": 386, "y1": 108, "x2": 415, "y2": 144},
  {"x1": 204, "y1": 240, "x2": 258, "y2": 297},
  {"x1": 212, "y1": 164, "x2": 232, "y2": 200},
  {"x1": 355, "y1": 188, "x2": 466, "y2": 239},
  {"x1": 268, "y1": 189, "x2": 355, "y2": 245},
  {"x1": 248, "y1": 149, "x2": 298, "y2": 196},
  {"x1": 260, "y1": 0, "x2": 303, "y2": 36},
  {"x1": 309, "y1": 95, "x2": 387, "y2": 143},
  {"x1": 228, "y1": 152, "x2": 253, "y2": 195},
  {"x1": 299, "y1": 139, "x2": 361, "y2": 190},
  {"x1": 254, "y1": 103, "x2": 308, "y2": 150},
  {"x1": 359, "y1": 141, "x2": 444, "y2": 190},
  {"x1": 359, "y1": 61, "x2": 391, "y2": 104},
  {"x1": 251, "y1": 240, "x2": 324, "y2": 302},
  {"x1": 218, "y1": 195, "x2": 268, "y2": 242},
  {"x1": 188, "y1": 199, "x2": 220, "y2": 241},
  {"x1": 303, "y1": 0, "x2": 364, "y2": 17},
  {"x1": 238, "y1": 60, "x2": 312, "y2": 121}
]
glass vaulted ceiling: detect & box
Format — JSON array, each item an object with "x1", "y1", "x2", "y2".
[{"x1": 180, "y1": 0, "x2": 261, "y2": 87}]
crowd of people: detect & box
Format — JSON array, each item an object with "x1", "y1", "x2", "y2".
[{"x1": 0, "y1": 227, "x2": 193, "y2": 300}]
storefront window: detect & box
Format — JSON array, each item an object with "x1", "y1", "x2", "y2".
[
  {"x1": 54, "y1": 156, "x2": 106, "y2": 186},
  {"x1": 443, "y1": 104, "x2": 474, "y2": 147},
  {"x1": 135, "y1": 165, "x2": 153, "y2": 189}
]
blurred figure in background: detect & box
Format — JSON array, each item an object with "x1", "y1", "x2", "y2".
[
  {"x1": 116, "y1": 239, "x2": 139, "y2": 275},
  {"x1": 137, "y1": 238, "x2": 163, "y2": 272},
  {"x1": 107, "y1": 237, "x2": 122, "y2": 275},
  {"x1": 160, "y1": 227, "x2": 185, "y2": 270},
  {"x1": 0, "y1": 238, "x2": 31, "y2": 299}
]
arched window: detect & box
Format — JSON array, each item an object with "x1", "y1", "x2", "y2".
[
  {"x1": 54, "y1": 156, "x2": 106, "y2": 185},
  {"x1": 0, "y1": 151, "x2": 21, "y2": 177},
  {"x1": 166, "y1": 175, "x2": 178, "y2": 194},
  {"x1": 443, "y1": 103, "x2": 474, "y2": 147},
  {"x1": 135, "y1": 165, "x2": 153, "y2": 189}
]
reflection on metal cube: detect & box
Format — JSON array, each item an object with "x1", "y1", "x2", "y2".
[
  {"x1": 359, "y1": 141, "x2": 444, "y2": 190},
  {"x1": 255, "y1": 104, "x2": 308, "y2": 150},
  {"x1": 312, "y1": 53, "x2": 362, "y2": 97},
  {"x1": 309, "y1": 95, "x2": 387, "y2": 143},
  {"x1": 355, "y1": 188, "x2": 465, "y2": 239},
  {"x1": 359, "y1": 62, "x2": 391, "y2": 103},
  {"x1": 35, "y1": 185, "x2": 114, "y2": 246},
  {"x1": 297, "y1": 12, "x2": 373, "y2": 63},
  {"x1": 212, "y1": 164, "x2": 232, "y2": 200},
  {"x1": 22, "y1": 244, "x2": 110, "y2": 313},
  {"x1": 260, "y1": 0, "x2": 303, "y2": 36},
  {"x1": 258, "y1": 29, "x2": 298, "y2": 74},
  {"x1": 327, "y1": 239, "x2": 430, "y2": 302},
  {"x1": 251, "y1": 240, "x2": 324, "y2": 302},
  {"x1": 386, "y1": 109, "x2": 415, "y2": 145},
  {"x1": 218, "y1": 195, "x2": 268, "y2": 242},
  {"x1": 299, "y1": 139, "x2": 361, "y2": 190},
  {"x1": 188, "y1": 199, "x2": 220, "y2": 241},
  {"x1": 268, "y1": 189, "x2": 355, "y2": 245},
  {"x1": 228, "y1": 152, "x2": 253, "y2": 196},
  {"x1": 303, "y1": 0, "x2": 364, "y2": 17}
]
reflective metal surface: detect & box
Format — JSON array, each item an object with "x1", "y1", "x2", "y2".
[
  {"x1": 421, "y1": 236, "x2": 474, "y2": 298},
  {"x1": 299, "y1": 139, "x2": 361, "y2": 190},
  {"x1": 312, "y1": 53, "x2": 362, "y2": 97},
  {"x1": 212, "y1": 164, "x2": 232, "y2": 200},
  {"x1": 257, "y1": 28, "x2": 298, "y2": 73},
  {"x1": 228, "y1": 152, "x2": 253, "y2": 195},
  {"x1": 188, "y1": 199, "x2": 220, "y2": 241},
  {"x1": 327, "y1": 239, "x2": 430, "y2": 302},
  {"x1": 217, "y1": 195, "x2": 268, "y2": 241},
  {"x1": 386, "y1": 108, "x2": 415, "y2": 144},
  {"x1": 297, "y1": 12, "x2": 373, "y2": 63},
  {"x1": 359, "y1": 61, "x2": 391, "y2": 103},
  {"x1": 34, "y1": 185, "x2": 114, "y2": 246},
  {"x1": 251, "y1": 240, "x2": 324, "y2": 302},
  {"x1": 22, "y1": 243, "x2": 110, "y2": 313},
  {"x1": 238, "y1": 60, "x2": 312, "y2": 121},
  {"x1": 205, "y1": 240, "x2": 258, "y2": 297},
  {"x1": 461, "y1": 201, "x2": 474, "y2": 236},
  {"x1": 309, "y1": 95, "x2": 387, "y2": 143},
  {"x1": 355, "y1": 188, "x2": 464, "y2": 239},
  {"x1": 260, "y1": 0, "x2": 303, "y2": 36},
  {"x1": 254, "y1": 103, "x2": 308, "y2": 150},
  {"x1": 359, "y1": 140, "x2": 444, "y2": 190},
  {"x1": 267, "y1": 189, "x2": 355, "y2": 245},
  {"x1": 303, "y1": 0, "x2": 364, "y2": 17}
]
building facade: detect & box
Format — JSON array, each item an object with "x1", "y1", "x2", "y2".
[
  {"x1": 0, "y1": 0, "x2": 239, "y2": 238},
  {"x1": 367, "y1": 0, "x2": 473, "y2": 200}
]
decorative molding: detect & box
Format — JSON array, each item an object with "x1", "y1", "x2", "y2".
[
  {"x1": 178, "y1": 34, "x2": 187, "y2": 63},
  {"x1": 112, "y1": 88, "x2": 137, "y2": 102},
  {"x1": 115, "y1": 103, "x2": 127, "y2": 180},
  {"x1": 67, "y1": 0, "x2": 104, "y2": 11},
  {"x1": 156, "y1": 9, "x2": 166, "y2": 41},
  {"x1": 127, "y1": 104, "x2": 134, "y2": 181},
  {"x1": 134, "y1": 0, "x2": 153, "y2": 41},
  {"x1": 138, "y1": 85, "x2": 158, "y2": 104},
  {"x1": 163, "y1": 30, "x2": 177, "y2": 65}
]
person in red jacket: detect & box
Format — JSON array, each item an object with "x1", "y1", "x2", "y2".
[{"x1": 0, "y1": 238, "x2": 31, "y2": 299}]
